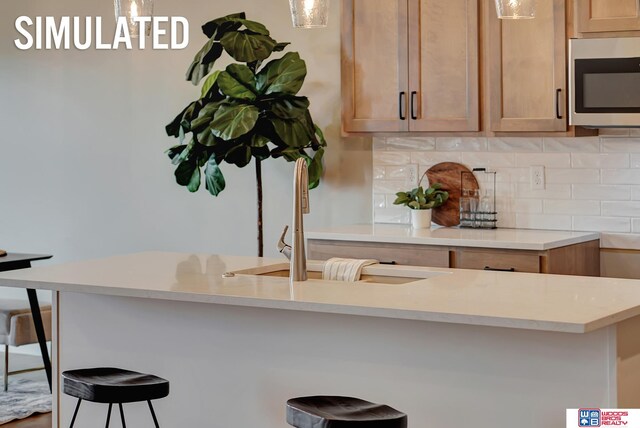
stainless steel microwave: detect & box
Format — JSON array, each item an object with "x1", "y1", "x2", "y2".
[{"x1": 570, "y1": 37, "x2": 640, "y2": 127}]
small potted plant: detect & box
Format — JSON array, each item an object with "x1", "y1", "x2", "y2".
[{"x1": 393, "y1": 182, "x2": 449, "y2": 229}]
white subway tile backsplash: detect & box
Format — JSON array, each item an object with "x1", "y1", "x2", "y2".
[
  {"x1": 412, "y1": 152, "x2": 462, "y2": 166},
  {"x1": 546, "y1": 168, "x2": 599, "y2": 184},
  {"x1": 602, "y1": 169, "x2": 640, "y2": 185},
  {"x1": 573, "y1": 184, "x2": 631, "y2": 201},
  {"x1": 516, "y1": 183, "x2": 572, "y2": 200},
  {"x1": 602, "y1": 201, "x2": 640, "y2": 217},
  {"x1": 543, "y1": 137, "x2": 600, "y2": 153},
  {"x1": 462, "y1": 152, "x2": 516, "y2": 168},
  {"x1": 374, "y1": 207, "x2": 410, "y2": 224},
  {"x1": 489, "y1": 138, "x2": 542, "y2": 152},
  {"x1": 386, "y1": 165, "x2": 418, "y2": 183},
  {"x1": 373, "y1": 180, "x2": 408, "y2": 194},
  {"x1": 602, "y1": 138, "x2": 640, "y2": 153},
  {"x1": 373, "y1": 166, "x2": 385, "y2": 180},
  {"x1": 435, "y1": 137, "x2": 487, "y2": 152},
  {"x1": 543, "y1": 200, "x2": 600, "y2": 216},
  {"x1": 573, "y1": 216, "x2": 631, "y2": 233},
  {"x1": 386, "y1": 137, "x2": 435, "y2": 151},
  {"x1": 373, "y1": 135, "x2": 640, "y2": 235},
  {"x1": 515, "y1": 153, "x2": 571, "y2": 168},
  {"x1": 571, "y1": 153, "x2": 629, "y2": 169},
  {"x1": 515, "y1": 213, "x2": 572, "y2": 230}
]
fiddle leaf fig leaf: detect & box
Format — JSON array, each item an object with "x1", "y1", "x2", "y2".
[
  {"x1": 271, "y1": 117, "x2": 314, "y2": 147},
  {"x1": 204, "y1": 155, "x2": 226, "y2": 196},
  {"x1": 273, "y1": 42, "x2": 290, "y2": 52},
  {"x1": 269, "y1": 96, "x2": 310, "y2": 119},
  {"x1": 256, "y1": 52, "x2": 306, "y2": 95},
  {"x1": 237, "y1": 19, "x2": 270, "y2": 35},
  {"x1": 175, "y1": 158, "x2": 201, "y2": 192},
  {"x1": 220, "y1": 31, "x2": 278, "y2": 63},
  {"x1": 210, "y1": 103, "x2": 259, "y2": 140},
  {"x1": 202, "y1": 12, "x2": 246, "y2": 38},
  {"x1": 200, "y1": 70, "x2": 221, "y2": 99},
  {"x1": 218, "y1": 64, "x2": 257, "y2": 100},
  {"x1": 250, "y1": 134, "x2": 270, "y2": 148},
  {"x1": 308, "y1": 147, "x2": 324, "y2": 189},
  {"x1": 225, "y1": 144, "x2": 252, "y2": 167},
  {"x1": 186, "y1": 38, "x2": 224, "y2": 85}
]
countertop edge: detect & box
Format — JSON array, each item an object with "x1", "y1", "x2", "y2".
[{"x1": 0, "y1": 277, "x2": 592, "y2": 334}]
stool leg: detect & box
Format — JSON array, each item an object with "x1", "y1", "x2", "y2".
[
  {"x1": 118, "y1": 403, "x2": 126, "y2": 428},
  {"x1": 69, "y1": 399, "x2": 82, "y2": 428},
  {"x1": 3, "y1": 344, "x2": 8, "y2": 392},
  {"x1": 147, "y1": 401, "x2": 160, "y2": 428},
  {"x1": 105, "y1": 403, "x2": 113, "y2": 428}
]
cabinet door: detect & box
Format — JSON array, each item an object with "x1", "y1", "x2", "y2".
[
  {"x1": 407, "y1": 0, "x2": 479, "y2": 132},
  {"x1": 577, "y1": 0, "x2": 640, "y2": 33},
  {"x1": 487, "y1": 0, "x2": 567, "y2": 132},
  {"x1": 342, "y1": 0, "x2": 410, "y2": 133}
]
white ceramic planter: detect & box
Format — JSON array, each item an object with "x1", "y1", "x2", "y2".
[{"x1": 411, "y1": 209, "x2": 432, "y2": 229}]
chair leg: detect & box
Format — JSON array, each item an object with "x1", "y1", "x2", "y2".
[
  {"x1": 118, "y1": 403, "x2": 126, "y2": 428},
  {"x1": 3, "y1": 344, "x2": 8, "y2": 392},
  {"x1": 105, "y1": 403, "x2": 113, "y2": 428},
  {"x1": 147, "y1": 401, "x2": 160, "y2": 428},
  {"x1": 69, "y1": 399, "x2": 82, "y2": 428}
]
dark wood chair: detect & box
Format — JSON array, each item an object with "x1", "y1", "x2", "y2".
[
  {"x1": 286, "y1": 396, "x2": 408, "y2": 428},
  {"x1": 62, "y1": 367, "x2": 169, "y2": 428}
]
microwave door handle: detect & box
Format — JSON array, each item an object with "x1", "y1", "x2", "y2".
[{"x1": 556, "y1": 88, "x2": 563, "y2": 120}]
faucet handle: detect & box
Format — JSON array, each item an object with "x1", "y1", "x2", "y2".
[{"x1": 277, "y1": 225, "x2": 292, "y2": 260}]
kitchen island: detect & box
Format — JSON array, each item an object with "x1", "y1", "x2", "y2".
[{"x1": 0, "y1": 252, "x2": 639, "y2": 428}]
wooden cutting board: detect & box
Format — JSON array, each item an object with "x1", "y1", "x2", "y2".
[{"x1": 425, "y1": 162, "x2": 479, "y2": 227}]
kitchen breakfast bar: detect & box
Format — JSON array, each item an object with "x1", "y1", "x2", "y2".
[{"x1": 0, "y1": 252, "x2": 639, "y2": 428}]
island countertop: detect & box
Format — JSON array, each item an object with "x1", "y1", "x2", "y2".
[
  {"x1": 306, "y1": 224, "x2": 600, "y2": 250},
  {"x1": 0, "y1": 251, "x2": 637, "y2": 334}
]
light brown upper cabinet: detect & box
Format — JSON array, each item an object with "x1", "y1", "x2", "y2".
[
  {"x1": 341, "y1": 0, "x2": 479, "y2": 133},
  {"x1": 485, "y1": 0, "x2": 567, "y2": 132},
  {"x1": 577, "y1": 0, "x2": 640, "y2": 33}
]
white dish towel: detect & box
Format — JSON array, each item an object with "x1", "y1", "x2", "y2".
[{"x1": 322, "y1": 258, "x2": 379, "y2": 282}]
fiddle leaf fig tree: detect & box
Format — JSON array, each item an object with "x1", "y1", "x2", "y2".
[{"x1": 165, "y1": 12, "x2": 327, "y2": 257}]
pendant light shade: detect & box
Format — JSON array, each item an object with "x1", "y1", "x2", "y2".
[
  {"x1": 114, "y1": 0, "x2": 154, "y2": 37},
  {"x1": 289, "y1": 0, "x2": 330, "y2": 28},
  {"x1": 494, "y1": 0, "x2": 535, "y2": 19}
]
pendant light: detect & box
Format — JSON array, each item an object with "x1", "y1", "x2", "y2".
[
  {"x1": 114, "y1": 0, "x2": 154, "y2": 38},
  {"x1": 494, "y1": 0, "x2": 535, "y2": 19},
  {"x1": 289, "y1": 0, "x2": 330, "y2": 28}
]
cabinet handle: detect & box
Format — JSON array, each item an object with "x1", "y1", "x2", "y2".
[
  {"x1": 484, "y1": 266, "x2": 515, "y2": 272},
  {"x1": 380, "y1": 261, "x2": 397, "y2": 265},
  {"x1": 410, "y1": 91, "x2": 418, "y2": 120},
  {"x1": 399, "y1": 92, "x2": 406, "y2": 120},
  {"x1": 556, "y1": 88, "x2": 563, "y2": 120}
]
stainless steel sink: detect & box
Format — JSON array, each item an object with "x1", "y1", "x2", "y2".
[{"x1": 230, "y1": 261, "x2": 449, "y2": 285}]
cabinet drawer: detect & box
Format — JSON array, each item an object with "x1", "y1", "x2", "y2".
[
  {"x1": 454, "y1": 249, "x2": 540, "y2": 273},
  {"x1": 307, "y1": 240, "x2": 449, "y2": 268}
]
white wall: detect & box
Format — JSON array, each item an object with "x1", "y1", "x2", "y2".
[{"x1": 0, "y1": 0, "x2": 372, "y2": 276}]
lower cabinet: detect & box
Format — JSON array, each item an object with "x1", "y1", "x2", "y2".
[{"x1": 307, "y1": 239, "x2": 600, "y2": 276}]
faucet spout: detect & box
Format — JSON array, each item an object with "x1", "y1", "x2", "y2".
[{"x1": 291, "y1": 158, "x2": 309, "y2": 282}]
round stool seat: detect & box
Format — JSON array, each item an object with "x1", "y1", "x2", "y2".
[
  {"x1": 62, "y1": 367, "x2": 169, "y2": 404},
  {"x1": 286, "y1": 396, "x2": 407, "y2": 428}
]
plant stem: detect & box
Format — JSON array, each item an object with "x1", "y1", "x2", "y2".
[{"x1": 256, "y1": 158, "x2": 264, "y2": 257}]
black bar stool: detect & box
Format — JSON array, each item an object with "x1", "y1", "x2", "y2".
[
  {"x1": 62, "y1": 367, "x2": 169, "y2": 428},
  {"x1": 287, "y1": 395, "x2": 408, "y2": 427}
]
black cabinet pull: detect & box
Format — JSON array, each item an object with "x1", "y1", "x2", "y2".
[
  {"x1": 380, "y1": 261, "x2": 397, "y2": 265},
  {"x1": 484, "y1": 266, "x2": 515, "y2": 272},
  {"x1": 410, "y1": 91, "x2": 418, "y2": 120},
  {"x1": 399, "y1": 92, "x2": 406, "y2": 120},
  {"x1": 556, "y1": 88, "x2": 563, "y2": 119}
]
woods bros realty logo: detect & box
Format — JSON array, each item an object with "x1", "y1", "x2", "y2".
[
  {"x1": 13, "y1": 16, "x2": 189, "y2": 50},
  {"x1": 568, "y1": 409, "x2": 638, "y2": 427}
]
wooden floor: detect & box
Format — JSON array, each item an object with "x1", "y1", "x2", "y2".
[{"x1": 3, "y1": 414, "x2": 50, "y2": 428}]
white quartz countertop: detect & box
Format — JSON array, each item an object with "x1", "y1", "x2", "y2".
[
  {"x1": 306, "y1": 225, "x2": 600, "y2": 250},
  {"x1": 1, "y1": 252, "x2": 640, "y2": 334}
]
